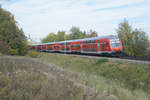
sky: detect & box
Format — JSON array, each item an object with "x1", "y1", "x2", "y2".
[{"x1": 0, "y1": 0, "x2": 150, "y2": 42}]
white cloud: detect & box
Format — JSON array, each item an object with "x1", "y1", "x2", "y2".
[{"x1": 1, "y1": 0, "x2": 150, "y2": 41}]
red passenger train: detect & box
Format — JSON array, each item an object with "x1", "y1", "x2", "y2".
[{"x1": 29, "y1": 35, "x2": 123, "y2": 55}]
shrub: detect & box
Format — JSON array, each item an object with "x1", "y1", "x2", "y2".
[
  {"x1": 9, "y1": 49, "x2": 18, "y2": 55},
  {"x1": 97, "y1": 63, "x2": 150, "y2": 94},
  {"x1": 27, "y1": 51, "x2": 39, "y2": 58},
  {"x1": 18, "y1": 41, "x2": 28, "y2": 56}
]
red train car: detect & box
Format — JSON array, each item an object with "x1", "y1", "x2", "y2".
[{"x1": 28, "y1": 35, "x2": 123, "y2": 55}]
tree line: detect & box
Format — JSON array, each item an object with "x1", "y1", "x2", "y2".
[{"x1": 41, "y1": 27, "x2": 98, "y2": 43}]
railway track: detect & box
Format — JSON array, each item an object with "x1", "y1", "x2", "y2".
[{"x1": 47, "y1": 52, "x2": 150, "y2": 66}]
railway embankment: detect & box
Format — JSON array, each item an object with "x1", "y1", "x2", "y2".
[
  {"x1": 0, "y1": 53, "x2": 149, "y2": 100},
  {"x1": 39, "y1": 53, "x2": 150, "y2": 99},
  {"x1": 47, "y1": 52, "x2": 150, "y2": 65}
]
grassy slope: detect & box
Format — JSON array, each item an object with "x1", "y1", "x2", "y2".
[
  {"x1": 0, "y1": 56, "x2": 101, "y2": 100},
  {"x1": 0, "y1": 53, "x2": 149, "y2": 100},
  {"x1": 39, "y1": 53, "x2": 150, "y2": 99}
]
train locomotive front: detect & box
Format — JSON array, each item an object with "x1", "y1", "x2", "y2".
[{"x1": 109, "y1": 36, "x2": 123, "y2": 55}]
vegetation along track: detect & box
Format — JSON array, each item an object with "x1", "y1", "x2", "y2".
[{"x1": 47, "y1": 52, "x2": 150, "y2": 66}]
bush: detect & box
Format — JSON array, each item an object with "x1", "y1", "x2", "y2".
[
  {"x1": 9, "y1": 49, "x2": 18, "y2": 55},
  {"x1": 18, "y1": 41, "x2": 28, "y2": 56},
  {"x1": 27, "y1": 51, "x2": 39, "y2": 58},
  {"x1": 144, "y1": 49, "x2": 150, "y2": 57},
  {"x1": 97, "y1": 63, "x2": 150, "y2": 94}
]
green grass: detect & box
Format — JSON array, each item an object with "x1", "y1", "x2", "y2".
[{"x1": 39, "y1": 53, "x2": 150, "y2": 99}]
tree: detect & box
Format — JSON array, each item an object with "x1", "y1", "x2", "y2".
[
  {"x1": 69, "y1": 26, "x2": 86, "y2": 40},
  {"x1": 117, "y1": 19, "x2": 134, "y2": 56},
  {"x1": 87, "y1": 29, "x2": 98, "y2": 38},
  {"x1": 132, "y1": 29, "x2": 149, "y2": 56},
  {"x1": 117, "y1": 19, "x2": 149, "y2": 56},
  {"x1": 41, "y1": 33, "x2": 57, "y2": 43},
  {"x1": 0, "y1": 7, "x2": 27, "y2": 55},
  {"x1": 56, "y1": 31, "x2": 66, "y2": 41}
]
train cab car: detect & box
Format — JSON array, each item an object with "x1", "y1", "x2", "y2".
[{"x1": 109, "y1": 37, "x2": 123, "y2": 55}]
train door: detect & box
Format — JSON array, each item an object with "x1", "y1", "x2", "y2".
[
  {"x1": 100, "y1": 39, "x2": 107, "y2": 52},
  {"x1": 105, "y1": 41, "x2": 110, "y2": 51},
  {"x1": 100, "y1": 40, "x2": 110, "y2": 52},
  {"x1": 97, "y1": 40, "x2": 100, "y2": 53},
  {"x1": 100, "y1": 42, "x2": 105, "y2": 51},
  {"x1": 77, "y1": 42, "x2": 81, "y2": 52}
]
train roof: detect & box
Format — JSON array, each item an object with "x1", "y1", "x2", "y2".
[{"x1": 29, "y1": 35, "x2": 119, "y2": 46}]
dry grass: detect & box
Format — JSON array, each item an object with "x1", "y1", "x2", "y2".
[
  {"x1": 0, "y1": 53, "x2": 149, "y2": 100},
  {"x1": 0, "y1": 56, "x2": 103, "y2": 100}
]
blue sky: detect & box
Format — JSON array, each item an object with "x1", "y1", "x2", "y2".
[{"x1": 0, "y1": 0, "x2": 150, "y2": 42}]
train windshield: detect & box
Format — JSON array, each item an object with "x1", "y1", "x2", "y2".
[{"x1": 110, "y1": 38, "x2": 121, "y2": 48}]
